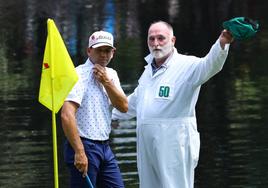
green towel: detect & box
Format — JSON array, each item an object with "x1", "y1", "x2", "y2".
[{"x1": 223, "y1": 17, "x2": 259, "y2": 40}]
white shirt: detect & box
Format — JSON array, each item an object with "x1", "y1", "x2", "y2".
[{"x1": 66, "y1": 59, "x2": 124, "y2": 140}]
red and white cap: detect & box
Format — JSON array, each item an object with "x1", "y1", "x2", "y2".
[{"x1": 88, "y1": 31, "x2": 114, "y2": 48}]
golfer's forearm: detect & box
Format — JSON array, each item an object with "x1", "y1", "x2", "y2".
[
  {"x1": 61, "y1": 103, "x2": 85, "y2": 154},
  {"x1": 103, "y1": 82, "x2": 128, "y2": 112},
  {"x1": 63, "y1": 123, "x2": 85, "y2": 153}
]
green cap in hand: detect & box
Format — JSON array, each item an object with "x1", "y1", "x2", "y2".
[{"x1": 223, "y1": 17, "x2": 259, "y2": 40}]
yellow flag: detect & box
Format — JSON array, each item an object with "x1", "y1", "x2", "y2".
[{"x1": 39, "y1": 19, "x2": 78, "y2": 113}]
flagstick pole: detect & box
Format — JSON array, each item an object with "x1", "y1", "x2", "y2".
[
  {"x1": 48, "y1": 19, "x2": 59, "y2": 188},
  {"x1": 52, "y1": 111, "x2": 59, "y2": 188}
]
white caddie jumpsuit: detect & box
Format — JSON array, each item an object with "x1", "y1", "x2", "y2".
[{"x1": 112, "y1": 39, "x2": 229, "y2": 188}]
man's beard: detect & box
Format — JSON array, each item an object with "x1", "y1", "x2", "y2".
[{"x1": 149, "y1": 42, "x2": 173, "y2": 59}]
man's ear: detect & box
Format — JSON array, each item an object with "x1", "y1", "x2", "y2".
[
  {"x1": 172, "y1": 36, "x2": 176, "y2": 45},
  {"x1": 87, "y1": 47, "x2": 91, "y2": 56}
]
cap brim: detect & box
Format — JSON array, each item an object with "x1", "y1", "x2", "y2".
[{"x1": 91, "y1": 43, "x2": 115, "y2": 49}]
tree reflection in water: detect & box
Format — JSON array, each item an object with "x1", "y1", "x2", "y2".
[{"x1": 0, "y1": 0, "x2": 268, "y2": 187}]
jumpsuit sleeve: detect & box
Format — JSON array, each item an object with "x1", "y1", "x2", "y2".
[
  {"x1": 191, "y1": 39, "x2": 230, "y2": 86},
  {"x1": 112, "y1": 87, "x2": 138, "y2": 120}
]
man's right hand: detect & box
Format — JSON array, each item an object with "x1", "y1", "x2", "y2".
[{"x1": 74, "y1": 151, "x2": 88, "y2": 177}]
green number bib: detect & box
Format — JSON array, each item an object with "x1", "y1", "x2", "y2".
[{"x1": 159, "y1": 86, "x2": 170, "y2": 97}]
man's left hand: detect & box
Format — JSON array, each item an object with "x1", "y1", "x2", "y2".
[{"x1": 220, "y1": 29, "x2": 234, "y2": 49}]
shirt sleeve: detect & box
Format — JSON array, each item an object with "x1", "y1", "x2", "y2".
[
  {"x1": 110, "y1": 69, "x2": 125, "y2": 94},
  {"x1": 65, "y1": 74, "x2": 85, "y2": 106}
]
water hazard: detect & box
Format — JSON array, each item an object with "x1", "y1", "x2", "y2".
[{"x1": 0, "y1": 0, "x2": 268, "y2": 187}]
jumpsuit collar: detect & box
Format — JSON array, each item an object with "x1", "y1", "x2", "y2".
[{"x1": 145, "y1": 47, "x2": 177, "y2": 76}]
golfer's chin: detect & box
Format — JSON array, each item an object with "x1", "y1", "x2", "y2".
[{"x1": 96, "y1": 61, "x2": 109, "y2": 67}]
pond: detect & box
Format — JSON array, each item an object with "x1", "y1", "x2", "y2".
[{"x1": 0, "y1": 0, "x2": 268, "y2": 187}]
